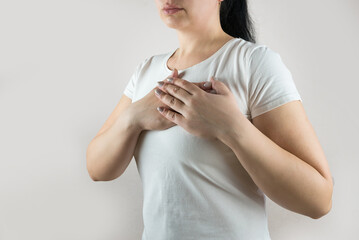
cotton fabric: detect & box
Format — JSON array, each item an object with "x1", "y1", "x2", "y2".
[{"x1": 122, "y1": 37, "x2": 302, "y2": 240}]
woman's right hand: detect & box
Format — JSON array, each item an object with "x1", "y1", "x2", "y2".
[
  {"x1": 128, "y1": 69, "x2": 216, "y2": 131},
  {"x1": 129, "y1": 85, "x2": 177, "y2": 131}
]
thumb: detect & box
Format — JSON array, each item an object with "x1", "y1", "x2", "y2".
[{"x1": 210, "y1": 76, "x2": 229, "y2": 95}]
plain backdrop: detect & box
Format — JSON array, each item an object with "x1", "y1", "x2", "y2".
[{"x1": 0, "y1": 0, "x2": 358, "y2": 239}]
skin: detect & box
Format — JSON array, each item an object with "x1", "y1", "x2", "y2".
[
  {"x1": 86, "y1": 0, "x2": 230, "y2": 181},
  {"x1": 152, "y1": 0, "x2": 334, "y2": 219},
  {"x1": 88, "y1": 0, "x2": 333, "y2": 218},
  {"x1": 129, "y1": 0, "x2": 232, "y2": 133},
  {"x1": 129, "y1": 69, "x2": 217, "y2": 132},
  {"x1": 155, "y1": 0, "x2": 233, "y2": 70}
]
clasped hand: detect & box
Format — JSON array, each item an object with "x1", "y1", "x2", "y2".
[{"x1": 155, "y1": 69, "x2": 245, "y2": 141}]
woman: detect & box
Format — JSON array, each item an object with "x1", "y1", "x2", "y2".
[{"x1": 86, "y1": 0, "x2": 334, "y2": 239}]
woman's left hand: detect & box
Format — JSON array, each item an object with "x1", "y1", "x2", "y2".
[{"x1": 154, "y1": 72, "x2": 246, "y2": 141}]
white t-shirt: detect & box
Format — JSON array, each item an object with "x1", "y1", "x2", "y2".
[{"x1": 123, "y1": 37, "x2": 302, "y2": 240}]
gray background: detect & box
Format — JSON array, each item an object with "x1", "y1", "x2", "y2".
[{"x1": 0, "y1": 0, "x2": 358, "y2": 239}]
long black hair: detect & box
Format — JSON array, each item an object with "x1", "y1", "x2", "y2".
[{"x1": 220, "y1": 0, "x2": 256, "y2": 43}]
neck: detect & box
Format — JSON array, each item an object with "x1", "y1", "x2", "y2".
[{"x1": 174, "y1": 11, "x2": 233, "y2": 58}]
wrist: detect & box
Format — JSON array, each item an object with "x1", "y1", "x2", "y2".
[
  {"x1": 124, "y1": 103, "x2": 143, "y2": 133},
  {"x1": 218, "y1": 112, "x2": 250, "y2": 149}
]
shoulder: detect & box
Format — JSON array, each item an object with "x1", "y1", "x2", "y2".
[
  {"x1": 225, "y1": 38, "x2": 269, "y2": 56},
  {"x1": 224, "y1": 38, "x2": 282, "y2": 69},
  {"x1": 240, "y1": 43, "x2": 290, "y2": 77},
  {"x1": 247, "y1": 45, "x2": 285, "y2": 71},
  {"x1": 231, "y1": 38, "x2": 280, "y2": 63}
]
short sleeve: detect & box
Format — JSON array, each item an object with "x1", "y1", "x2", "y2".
[
  {"x1": 123, "y1": 70, "x2": 137, "y2": 100},
  {"x1": 123, "y1": 56, "x2": 151, "y2": 100},
  {"x1": 247, "y1": 46, "x2": 302, "y2": 119},
  {"x1": 123, "y1": 63, "x2": 141, "y2": 100}
]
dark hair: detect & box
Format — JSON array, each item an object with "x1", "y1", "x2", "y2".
[{"x1": 220, "y1": 0, "x2": 256, "y2": 43}]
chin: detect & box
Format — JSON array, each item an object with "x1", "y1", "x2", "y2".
[
  {"x1": 164, "y1": 22, "x2": 181, "y2": 29},
  {"x1": 161, "y1": 17, "x2": 188, "y2": 30}
]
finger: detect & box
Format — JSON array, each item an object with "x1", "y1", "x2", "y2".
[
  {"x1": 166, "y1": 68, "x2": 210, "y2": 91},
  {"x1": 205, "y1": 89, "x2": 217, "y2": 94},
  {"x1": 157, "y1": 106, "x2": 184, "y2": 125},
  {"x1": 201, "y1": 81, "x2": 212, "y2": 89},
  {"x1": 172, "y1": 68, "x2": 179, "y2": 78},
  {"x1": 165, "y1": 78, "x2": 212, "y2": 90},
  {"x1": 159, "y1": 81, "x2": 191, "y2": 106},
  {"x1": 163, "y1": 77, "x2": 206, "y2": 96},
  {"x1": 192, "y1": 81, "x2": 213, "y2": 91},
  {"x1": 154, "y1": 87, "x2": 186, "y2": 116},
  {"x1": 160, "y1": 71, "x2": 180, "y2": 94},
  {"x1": 160, "y1": 80, "x2": 212, "y2": 92},
  {"x1": 164, "y1": 68, "x2": 180, "y2": 82}
]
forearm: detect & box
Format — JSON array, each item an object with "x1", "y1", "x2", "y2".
[
  {"x1": 86, "y1": 107, "x2": 142, "y2": 181},
  {"x1": 218, "y1": 114, "x2": 332, "y2": 219}
]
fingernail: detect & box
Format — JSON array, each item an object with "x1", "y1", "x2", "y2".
[
  {"x1": 157, "y1": 106, "x2": 164, "y2": 112},
  {"x1": 157, "y1": 81, "x2": 164, "y2": 87},
  {"x1": 167, "y1": 77, "x2": 174, "y2": 82},
  {"x1": 155, "y1": 88, "x2": 163, "y2": 95},
  {"x1": 203, "y1": 81, "x2": 211, "y2": 88}
]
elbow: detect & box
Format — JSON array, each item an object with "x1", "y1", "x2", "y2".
[
  {"x1": 86, "y1": 158, "x2": 116, "y2": 182},
  {"x1": 310, "y1": 198, "x2": 332, "y2": 219},
  {"x1": 86, "y1": 143, "x2": 124, "y2": 182},
  {"x1": 310, "y1": 179, "x2": 333, "y2": 219},
  {"x1": 87, "y1": 163, "x2": 100, "y2": 181},
  {"x1": 88, "y1": 171, "x2": 117, "y2": 182},
  {"x1": 86, "y1": 159, "x2": 117, "y2": 182},
  {"x1": 86, "y1": 146, "x2": 100, "y2": 181},
  {"x1": 88, "y1": 170, "x2": 99, "y2": 181}
]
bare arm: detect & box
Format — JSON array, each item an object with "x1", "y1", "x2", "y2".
[
  {"x1": 218, "y1": 101, "x2": 333, "y2": 219},
  {"x1": 86, "y1": 74, "x2": 210, "y2": 181},
  {"x1": 86, "y1": 95, "x2": 142, "y2": 181}
]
